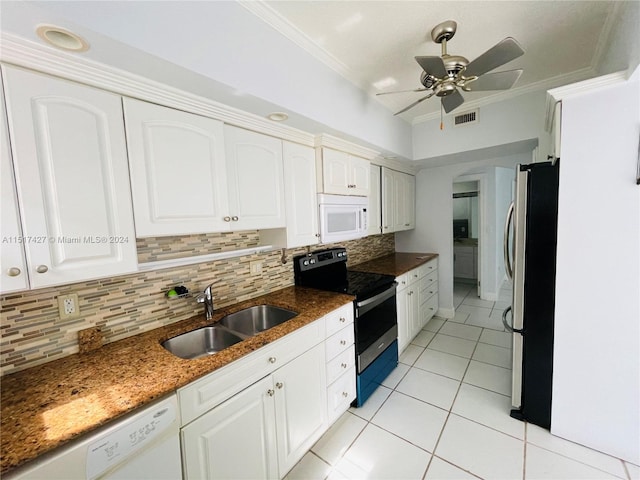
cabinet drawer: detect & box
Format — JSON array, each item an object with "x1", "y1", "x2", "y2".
[
  {"x1": 327, "y1": 367, "x2": 356, "y2": 424},
  {"x1": 325, "y1": 325, "x2": 355, "y2": 361},
  {"x1": 418, "y1": 258, "x2": 438, "y2": 277},
  {"x1": 420, "y1": 281, "x2": 438, "y2": 302},
  {"x1": 178, "y1": 319, "x2": 324, "y2": 426},
  {"x1": 424, "y1": 269, "x2": 438, "y2": 287},
  {"x1": 326, "y1": 345, "x2": 355, "y2": 385},
  {"x1": 325, "y1": 303, "x2": 354, "y2": 337},
  {"x1": 422, "y1": 292, "x2": 439, "y2": 322},
  {"x1": 396, "y1": 272, "x2": 410, "y2": 290}
]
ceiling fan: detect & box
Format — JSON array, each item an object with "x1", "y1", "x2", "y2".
[{"x1": 378, "y1": 20, "x2": 525, "y2": 115}]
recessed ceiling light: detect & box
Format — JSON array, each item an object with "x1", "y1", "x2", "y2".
[
  {"x1": 267, "y1": 112, "x2": 288, "y2": 122},
  {"x1": 36, "y1": 25, "x2": 89, "y2": 52}
]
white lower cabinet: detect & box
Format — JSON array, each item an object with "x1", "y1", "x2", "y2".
[
  {"x1": 182, "y1": 344, "x2": 326, "y2": 479},
  {"x1": 397, "y1": 258, "x2": 439, "y2": 353},
  {"x1": 179, "y1": 304, "x2": 355, "y2": 479}
]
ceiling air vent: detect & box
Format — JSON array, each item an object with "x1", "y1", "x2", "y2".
[{"x1": 453, "y1": 109, "x2": 479, "y2": 127}]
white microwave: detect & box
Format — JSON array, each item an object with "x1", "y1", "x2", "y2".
[{"x1": 318, "y1": 194, "x2": 367, "y2": 244}]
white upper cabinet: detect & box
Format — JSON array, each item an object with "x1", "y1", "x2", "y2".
[
  {"x1": 0, "y1": 87, "x2": 29, "y2": 293},
  {"x1": 317, "y1": 148, "x2": 370, "y2": 196},
  {"x1": 123, "y1": 98, "x2": 229, "y2": 236},
  {"x1": 382, "y1": 167, "x2": 415, "y2": 233},
  {"x1": 260, "y1": 142, "x2": 319, "y2": 248},
  {"x1": 224, "y1": 125, "x2": 286, "y2": 230},
  {"x1": 367, "y1": 164, "x2": 382, "y2": 235},
  {"x1": 2, "y1": 66, "x2": 137, "y2": 289}
]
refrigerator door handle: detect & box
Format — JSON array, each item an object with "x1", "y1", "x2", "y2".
[
  {"x1": 502, "y1": 306, "x2": 523, "y2": 334},
  {"x1": 504, "y1": 202, "x2": 515, "y2": 281}
]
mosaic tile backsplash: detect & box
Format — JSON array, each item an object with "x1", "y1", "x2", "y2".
[{"x1": 0, "y1": 233, "x2": 394, "y2": 376}]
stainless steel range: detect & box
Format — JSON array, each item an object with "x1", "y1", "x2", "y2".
[{"x1": 293, "y1": 248, "x2": 398, "y2": 407}]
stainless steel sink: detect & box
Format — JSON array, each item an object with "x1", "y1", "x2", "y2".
[
  {"x1": 219, "y1": 305, "x2": 298, "y2": 336},
  {"x1": 161, "y1": 325, "x2": 244, "y2": 360}
]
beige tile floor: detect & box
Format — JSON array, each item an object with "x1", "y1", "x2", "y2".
[{"x1": 285, "y1": 282, "x2": 639, "y2": 480}]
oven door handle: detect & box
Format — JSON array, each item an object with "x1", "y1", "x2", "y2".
[{"x1": 356, "y1": 283, "x2": 397, "y2": 316}]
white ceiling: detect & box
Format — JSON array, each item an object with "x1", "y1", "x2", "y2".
[{"x1": 251, "y1": 0, "x2": 617, "y2": 122}]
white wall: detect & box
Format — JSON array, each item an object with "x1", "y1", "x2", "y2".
[
  {"x1": 551, "y1": 69, "x2": 639, "y2": 463},
  {"x1": 412, "y1": 91, "x2": 550, "y2": 162},
  {"x1": 596, "y1": 0, "x2": 640, "y2": 76},
  {"x1": 396, "y1": 153, "x2": 528, "y2": 315}
]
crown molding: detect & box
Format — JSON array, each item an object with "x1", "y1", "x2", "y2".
[
  {"x1": 544, "y1": 70, "x2": 627, "y2": 131},
  {"x1": 238, "y1": 1, "x2": 365, "y2": 91},
  {"x1": 411, "y1": 66, "x2": 598, "y2": 125},
  {"x1": 0, "y1": 32, "x2": 316, "y2": 147},
  {"x1": 314, "y1": 133, "x2": 380, "y2": 160}
]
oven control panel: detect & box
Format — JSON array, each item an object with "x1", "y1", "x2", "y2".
[{"x1": 294, "y1": 248, "x2": 347, "y2": 272}]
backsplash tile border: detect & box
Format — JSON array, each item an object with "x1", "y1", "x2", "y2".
[{"x1": 0, "y1": 233, "x2": 394, "y2": 376}]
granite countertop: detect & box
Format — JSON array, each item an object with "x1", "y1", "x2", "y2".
[
  {"x1": 0, "y1": 286, "x2": 353, "y2": 475},
  {"x1": 350, "y1": 252, "x2": 438, "y2": 277}
]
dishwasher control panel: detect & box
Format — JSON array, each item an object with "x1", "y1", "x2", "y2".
[{"x1": 86, "y1": 398, "x2": 177, "y2": 479}]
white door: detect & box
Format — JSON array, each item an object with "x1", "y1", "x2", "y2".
[
  {"x1": 321, "y1": 148, "x2": 350, "y2": 195},
  {"x1": 0, "y1": 82, "x2": 29, "y2": 293},
  {"x1": 349, "y1": 155, "x2": 370, "y2": 196},
  {"x1": 282, "y1": 142, "x2": 319, "y2": 247},
  {"x1": 181, "y1": 375, "x2": 278, "y2": 480},
  {"x1": 367, "y1": 164, "x2": 382, "y2": 235},
  {"x1": 123, "y1": 98, "x2": 229, "y2": 236},
  {"x1": 2, "y1": 66, "x2": 137, "y2": 288},
  {"x1": 224, "y1": 126, "x2": 285, "y2": 230},
  {"x1": 273, "y1": 344, "x2": 327, "y2": 476}
]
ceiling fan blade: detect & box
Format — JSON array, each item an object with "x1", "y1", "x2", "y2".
[
  {"x1": 441, "y1": 89, "x2": 465, "y2": 113},
  {"x1": 466, "y1": 69, "x2": 523, "y2": 91},
  {"x1": 376, "y1": 88, "x2": 429, "y2": 96},
  {"x1": 393, "y1": 92, "x2": 436, "y2": 115},
  {"x1": 415, "y1": 56, "x2": 447, "y2": 78},
  {"x1": 464, "y1": 37, "x2": 524, "y2": 77}
]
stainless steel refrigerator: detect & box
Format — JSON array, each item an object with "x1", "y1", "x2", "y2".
[{"x1": 503, "y1": 161, "x2": 559, "y2": 429}]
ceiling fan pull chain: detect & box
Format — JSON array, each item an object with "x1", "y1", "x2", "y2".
[{"x1": 440, "y1": 102, "x2": 444, "y2": 131}]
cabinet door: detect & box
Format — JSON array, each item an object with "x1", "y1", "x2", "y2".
[
  {"x1": 181, "y1": 375, "x2": 278, "y2": 480},
  {"x1": 454, "y1": 246, "x2": 475, "y2": 278},
  {"x1": 402, "y1": 173, "x2": 416, "y2": 230},
  {"x1": 283, "y1": 142, "x2": 319, "y2": 247},
  {"x1": 392, "y1": 170, "x2": 406, "y2": 231},
  {"x1": 225, "y1": 126, "x2": 285, "y2": 230},
  {"x1": 2, "y1": 66, "x2": 137, "y2": 288},
  {"x1": 381, "y1": 167, "x2": 395, "y2": 234},
  {"x1": 367, "y1": 165, "x2": 382, "y2": 235},
  {"x1": 396, "y1": 286, "x2": 411, "y2": 354},
  {"x1": 349, "y1": 155, "x2": 370, "y2": 196},
  {"x1": 123, "y1": 98, "x2": 229, "y2": 236},
  {"x1": 0, "y1": 84, "x2": 29, "y2": 293},
  {"x1": 321, "y1": 148, "x2": 350, "y2": 195},
  {"x1": 273, "y1": 343, "x2": 327, "y2": 476}
]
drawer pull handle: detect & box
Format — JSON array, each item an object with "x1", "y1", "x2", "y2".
[
  {"x1": 414, "y1": 274, "x2": 418, "y2": 278},
  {"x1": 36, "y1": 265, "x2": 48, "y2": 274},
  {"x1": 340, "y1": 340, "x2": 347, "y2": 345},
  {"x1": 231, "y1": 216, "x2": 239, "y2": 221},
  {"x1": 276, "y1": 382, "x2": 283, "y2": 389},
  {"x1": 339, "y1": 317, "x2": 346, "y2": 323},
  {"x1": 341, "y1": 363, "x2": 347, "y2": 369},
  {"x1": 269, "y1": 357, "x2": 277, "y2": 364},
  {"x1": 342, "y1": 392, "x2": 349, "y2": 397},
  {"x1": 223, "y1": 216, "x2": 231, "y2": 222},
  {"x1": 267, "y1": 389, "x2": 274, "y2": 397},
  {"x1": 7, "y1": 267, "x2": 21, "y2": 277}
]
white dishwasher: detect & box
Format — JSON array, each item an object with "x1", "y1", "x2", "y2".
[{"x1": 5, "y1": 394, "x2": 182, "y2": 480}]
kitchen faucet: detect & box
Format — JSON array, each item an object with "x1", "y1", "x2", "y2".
[{"x1": 196, "y1": 283, "x2": 215, "y2": 320}]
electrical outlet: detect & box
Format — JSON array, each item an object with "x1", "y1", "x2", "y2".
[
  {"x1": 250, "y1": 260, "x2": 263, "y2": 275},
  {"x1": 58, "y1": 293, "x2": 80, "y2": 319}
]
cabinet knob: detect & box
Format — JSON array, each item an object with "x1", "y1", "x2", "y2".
[
  {"x1": 223, "y1": 216, "x2": 231, "y2": 222},
  {"x1": 268, "y1": 357, "x2": 277, "y2": 364},
  {"x1": 340, "y1": 340, "x2": 346, "y2": 345},
  {"x1": 341, "y1": 363, "x2": 347, "y2": 369},
  {"x1": 405, "y1": 223, "x2": 410, "y2": 227},
  {"x1": 339, "y1": 317, "x2": 346, "y2": 323},
  {"x1": 342, "y1": 392, "x2": 349, "y2": 397},
  {"x1": 35, "y1": 265, "x2": 48, "y2": 274},
  {"x1": 231, "y1": 216, "x2": 239, "y2": 221},
  {"x1": 401, "y1": 281, "x2": 406, "y2": 285},
  {"x1": 316, "y1": 233, "x2": 321, "y2": 237},
  {"x1": 275, "y1": 382, "x2": 283, "y2": 389},
  {"x1": 7, "y1": 267, "x2": 21, "y2": 277},
  {"x1": 267, "y1": 389, "x2": 275, "y2": 397},
  {"x1": 413, "y1": 274, "x2": 418, "y2": 278}
]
